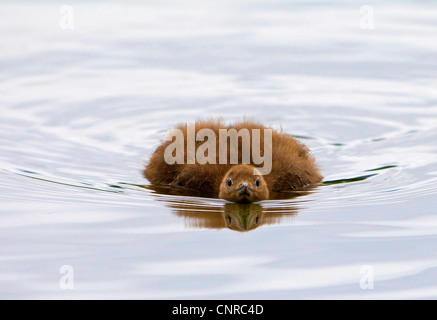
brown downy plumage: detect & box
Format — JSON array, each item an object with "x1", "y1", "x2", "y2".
[{"x1": 144, "y1": 119, "x2": 322, "y2": 202}]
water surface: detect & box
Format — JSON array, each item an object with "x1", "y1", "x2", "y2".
[{"x1": 1, "y1": 0, "x2": 437, "y2": 299}]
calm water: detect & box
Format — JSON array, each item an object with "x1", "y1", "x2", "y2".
[{"x1": 1, "y1": 0, "x2": 437, "y2": 299}]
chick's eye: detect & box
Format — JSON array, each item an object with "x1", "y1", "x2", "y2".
[
  {"x1": 255, "y1": 179, "x2": 261, "y2": 187},
  {"x1": 227, "y1": 179, "x2": 232, "y2": 187}
]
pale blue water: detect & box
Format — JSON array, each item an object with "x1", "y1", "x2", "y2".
[{"x1": 1, "y1": 0, "x2": 437, "y2": 299}]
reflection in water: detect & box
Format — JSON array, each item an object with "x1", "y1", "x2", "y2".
[
  {"x1": 175, "y1": 202, "x2": 298, "y2": 232},
  {"x1": 145, "y1": 185, "x2": 301, "y2": 232}
]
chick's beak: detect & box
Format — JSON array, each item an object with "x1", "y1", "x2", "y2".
[{"x1": 237, "y1": 182, "x2": 252, "y2": 196}]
